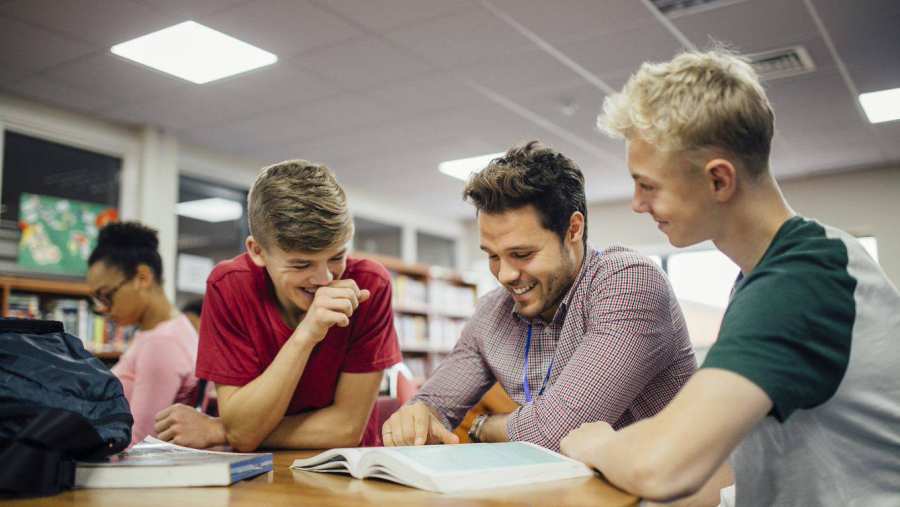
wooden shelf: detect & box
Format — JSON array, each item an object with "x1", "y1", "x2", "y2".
[
  {"x1": 393, "y1": 303, "x2": 430, "y2": 315},
  {"x1": 0, "y1": 274, "x2": 92, "y2": 320},
  {"x1": 92, "y1": 350, "x2": 123, "y2": 361},
  {"x1": 400, "y1": 343, "x2": 454, "y2": 354},
  {"x1": 0, "y1": 273, "x2": 122, "y2": 363},
  {"x1": 0, "y1": 275, "x2": 91, "y2": 295}
]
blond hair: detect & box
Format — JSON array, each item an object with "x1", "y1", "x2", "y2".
[
  {"x1": 248, "y1": 159, "x2": 353, "y2": 252},
  {"x1": 599, "y1": 49, "x2": 775, "y2": 176}
]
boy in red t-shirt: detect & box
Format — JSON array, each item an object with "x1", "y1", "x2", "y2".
[{"x1": 154, "y1": 160, "x2": 401, "y2": 451}]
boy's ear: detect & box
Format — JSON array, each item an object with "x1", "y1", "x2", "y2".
[
  {"x1": 705, "y1": 158, "x2": 738, "y2": 202},
  {"x1": 245, "y1": 236, "x2": 267, "y2": 268}
]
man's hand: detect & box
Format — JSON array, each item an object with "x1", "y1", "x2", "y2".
[
  {"x1": 560, "y1": 421, "x2": 616, "y2": 466},
  {"x1": 155, "y1": 403, "x2": 227, "y2": 449},
  {"x1": 293, "y1": 279, "x2": 371, "y2": 344},
  {"x1": 382, "y1": 401, "x2": 460, "y2": 446}
]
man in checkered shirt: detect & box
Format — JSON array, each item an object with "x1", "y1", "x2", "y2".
[{"x1": 382, "y1": 141, "x2": 696, "y2": 451}]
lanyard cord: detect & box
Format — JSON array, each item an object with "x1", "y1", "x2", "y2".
[{"x1": 522, "y1": 323, "x2": 555, "y2": 404}]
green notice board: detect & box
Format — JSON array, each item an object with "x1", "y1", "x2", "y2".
[{"x1": 17, "y1": 193, "x2": 118, "y2": 276}]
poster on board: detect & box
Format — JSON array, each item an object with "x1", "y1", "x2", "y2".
[{"x1": 17, "y1": 193, "x2": 118, "y2": 276}]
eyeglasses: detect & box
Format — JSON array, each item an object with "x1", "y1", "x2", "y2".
[{"x1": 90, "y1": 278, "x2": 130, "y2": 313}]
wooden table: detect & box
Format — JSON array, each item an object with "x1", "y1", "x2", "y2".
[{"x1": 7, "y1": 451, "x2": 638, "y2": 507}]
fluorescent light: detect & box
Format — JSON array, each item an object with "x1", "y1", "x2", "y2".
[
  {"x1": 111, "y1": 21, "x2": 277, "y2": 84},
  {"x1": 176, "y1": 198, "x2": 243, "y2": 223},
  {"x1": 859, "y1": 87, "x2": 900, "y2": 123},
  {"x1": 438, "y1": 152, "x2": 504, "y2": 181}
]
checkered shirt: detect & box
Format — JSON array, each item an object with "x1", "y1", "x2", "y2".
[{"x1": 413, "y1": 246, "x2": 696, "y2": 451}]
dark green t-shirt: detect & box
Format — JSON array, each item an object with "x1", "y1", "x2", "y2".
[{"x1": 702, "y1": 216, "x2": 900, "y2": 506}]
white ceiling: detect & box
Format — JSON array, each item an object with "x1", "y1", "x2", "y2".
[{"x1": 1, "y1": 0, "x2": 898, "y2": 220}]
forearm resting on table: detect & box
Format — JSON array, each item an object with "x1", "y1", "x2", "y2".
[
  {"x1": 262, "y1": 370, "x2": 382, "y2": 449},
  {"x1": 585, "y1": 370, "x2": 769, "y2": 502},
  {"x1": 217, "y1": 338, "x2": 315, "y2": 452},
  {"x1": 261, "y1": 401, "x2": 373, "y2": 449}
]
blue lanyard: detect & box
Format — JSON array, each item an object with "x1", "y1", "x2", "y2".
[{"x1": 522, "y1": 323, "x2": 555, "y2": 404}]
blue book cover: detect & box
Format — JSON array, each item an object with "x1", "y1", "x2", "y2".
[{"x1": 76, "y1": 437, "x2": 273, "y2": 488}]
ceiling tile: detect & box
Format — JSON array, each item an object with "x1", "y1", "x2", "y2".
[
  {"x1": 0, "y1": 17, "x2": 96, "y2": 73},
  {"x1": 0, "y1": 76, "x2": 114, "y2": 113},
  {"x1": 559, "y1": 20, "x2": 684, "y2": 84},
  {"x1": 0, "y1": 66, "x2": 29, "y2": 86},
  {"x1": 97, "y1": 85, "x2": 262, "y2": 130},
  {"x1": 43, "y1": 52, "x2": 188, "y2": 105},
  {"x1": 200, "y1": 0, "x2": 364, "y2": 58},
  {"x1": 384, "y1": 7, "x2": 534, "y2": 68},
  {"x1": 766, "y1": 70, "x2": 886, "y2": 172},
  {"x1": 458, "y1": 49, "x2": 587, "y2": 100},
  {"x1": 293, "y1": 36, "x2": 433, "y2": 91},
  {"x1": 365, "y1": 72, "x2": 492, "y2": 116},
  {"x1": 486, "y1": 0, "x2": 656, "y2": 46},
  {"x1": 203, "y1": 61, "x2": 340, "y2": 111},
  {"x1": 180, "y1": 92, "x2": 393, "y2": 155},
  {"x1": 809, "y1": 0, "x2": 900, "y2": 93},
  {"x1": 869, "y1": 122, "x2": 900, "y2": 160},
  {"x1": 141, "y1": 0, "x2": 249, "y2": 18},
  {"x1": 671, "y1": 0, "x2": 819, "y2": 52},
  {"x1": 767, "y1": 70, "x2": 868, "y2": 134},
  {"x1": 315, "y1": 0, "x2": 471, "y2": 32},
  {"x1": 0, "y1": 0, "x2": 177, "y2": 46}
]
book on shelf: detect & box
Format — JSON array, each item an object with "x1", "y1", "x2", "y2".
[
  {"x1": 290, "y1": 442, "x2": 593, "y2": 494},
  {"x1": 403, "y1": 356, "x2": 428, "y2": 380},
  {"x1": 392, "y1": 273, "x2": 428, "y2": 310},
  {"x1": 6, "y1": 293, "x2": 40, "y2": 318},
  {"x1": 428, "y1": 316, "x2": 465, "y2": 349},
  {"x1": 5, "y1": 292, "x2": 131, "y2": 355},
  {"x1": 75, "y1": 436, "x2": 273, "y2": 488},
  {"x1": 428, "y1": 280, "x2": 476, "y2": 317},
  {"x1": 395, "y1": 314, "x2": 428, "y2": 349}
]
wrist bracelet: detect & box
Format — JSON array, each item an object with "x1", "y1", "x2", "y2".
[{"x1": 468, "y1": 413, "x2": 489, "y2": 443}]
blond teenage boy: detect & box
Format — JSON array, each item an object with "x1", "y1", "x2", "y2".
[{"x1": 561, "y1": 50, "x2": 900, "y2": 506}]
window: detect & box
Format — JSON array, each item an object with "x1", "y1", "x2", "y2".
[
  {"x1": 355, "y1": 217, "x2": 402, "y2": 258},
  {"x1": 665, "y1": 249, "x2": 739, "y2": 351},
  {"x1": 666, "y1": 250, "x2": 739, "y2": 310},
  {"x1": 175, "y1": 175, "x2": 247, "y2": 306},
  {"x1": 416, "y1": 231, "x2": 456, "y2": 269},
  {"x1": 1, "y1": 130, "x2": 121, "y2": 276}
]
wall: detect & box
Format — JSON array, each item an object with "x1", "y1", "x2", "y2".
[{"x1": 586, "y1": 165, "x2": 900, "y2": 285}]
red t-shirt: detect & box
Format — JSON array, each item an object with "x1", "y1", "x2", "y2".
[{"x1": 196, "y1": 253, "x2": 402, "y2": 446}]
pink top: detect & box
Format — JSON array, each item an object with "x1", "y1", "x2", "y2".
[{"x1": 112, "y1": 313, "x2": 200, "y2": 445}]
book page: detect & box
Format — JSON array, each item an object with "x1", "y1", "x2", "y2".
[
  {"x1": 291, "y1": 447, "x2": 367, "y2": 474},
  {"x1": 84, "y1": 437, "x2": 270, "y2": 467},
  {"x1": 386, "y1": 442, "x2": 569, "y2": 475}
]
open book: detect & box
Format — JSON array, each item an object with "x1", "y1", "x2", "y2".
[
  {"x1": 291, "y1": 442, "x2": 594, "y2": 493},
  {"x1": 75, "y1": 437, "x2": 273, "y2": 488}
]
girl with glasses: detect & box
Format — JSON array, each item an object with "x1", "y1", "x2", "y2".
[{"x1": 86, "y1": 221, "x2": 200, "y2": 446}]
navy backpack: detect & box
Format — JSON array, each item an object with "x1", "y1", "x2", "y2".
[{"x1": 0, "y1": 318, "x2": 133, "y2": 497}]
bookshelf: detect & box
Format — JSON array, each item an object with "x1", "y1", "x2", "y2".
[
  {"x1": 0, "y1": 275, "x2": 128, "y2": 361},
  {"x1": 352, "y1": 252, "x2": 478, "y2": 383}
]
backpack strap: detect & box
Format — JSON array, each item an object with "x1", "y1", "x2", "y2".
[{"x1": 0, "y1": 407, "x2": 104, "y2": 498}]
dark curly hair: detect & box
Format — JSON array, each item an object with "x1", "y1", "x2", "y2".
[
  {"x1": 463, "y1": 141, "x2": 587, "y2": 245},
  {"x1": 88, "y1": 221, "x2": 163, "y2": 283}
]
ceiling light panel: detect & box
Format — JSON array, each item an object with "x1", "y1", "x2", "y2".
[{"x1": 111, "y1": 21, "x2": 277, "y2": 84}]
